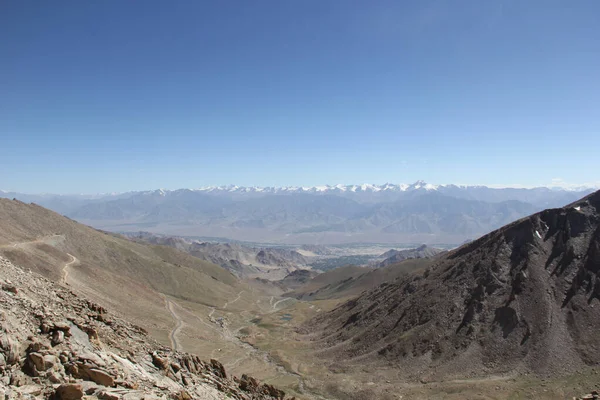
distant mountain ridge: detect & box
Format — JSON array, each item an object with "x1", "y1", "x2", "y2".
[
  {"x1": 3, "y1": 180, "x2": 596, "y2": 199},
  {"x1": 2, "y1": 182, "x2": 594, "y2": 245},
  {"x1": 183, "y1": 181, "x2": 597, "y2": 195},
  {"x1": 125, "y1": 232, "x2": 308, "y2": 279}
]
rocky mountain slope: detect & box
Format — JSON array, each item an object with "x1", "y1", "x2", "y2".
[
  {"x1": 125, "y1": 232, "x2": 308, "y2": 279},
  {"x1": 0, "y1": 256, "x2": 289, "y2": 399},
  {"x1": 306, "y1": 190, "x2": 600, "y2": 381},
  {"x1": 376, "y1": 245, "x2": 446, "y2": 267}
]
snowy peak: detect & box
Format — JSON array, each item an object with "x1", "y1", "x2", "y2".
[{"x1": 193, "y1": 181, "x2": 439, "y2": 194}]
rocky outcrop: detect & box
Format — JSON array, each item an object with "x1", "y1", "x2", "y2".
[{"x1": 0, "y1": 257, "x2": 291, "y2": 399}]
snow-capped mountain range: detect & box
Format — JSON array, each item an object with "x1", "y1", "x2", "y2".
[
  {"x1": 192, "y1": 181, "x2": 439, "y2": 194},
  {"x1": 3, "y1": 180, "x2": 596, "y2": 198},
  {"x1": 2, "y1": 182, "x2": 596, "y2": 245},
  {"x1": 147, "y1": 180, "x2": 596, "y2": 196}
]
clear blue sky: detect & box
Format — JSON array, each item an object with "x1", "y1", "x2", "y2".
[{"x1": 1, "y1": 0, "x2": 599, "y2": 193}]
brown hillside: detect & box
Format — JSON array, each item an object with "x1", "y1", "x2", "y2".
[{"x1": 0, "y1": 199, "x2": 243, "y2": 343}]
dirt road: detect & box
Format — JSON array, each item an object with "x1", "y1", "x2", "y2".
[
  {"x1": 161, "y1": 294, "x2": 184, "y2": 351},
  {"x1": 61, "y1": 253, "x2": 79, "y2": 284}
]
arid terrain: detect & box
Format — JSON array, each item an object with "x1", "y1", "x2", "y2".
[
  {"x1": 5, "y1": 1, "x2": 599, "y2": 398},
  {"x1": 1, "y1": 195, "x2": 600, "y2": 399}
]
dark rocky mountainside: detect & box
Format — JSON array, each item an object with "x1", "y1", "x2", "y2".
[
  {"x1": 306, "y1": 190, "x2": 600, "y2": 381},
  {"x1": 0, "y1": 257, "x2": 289, "y2": 399},
  {"x1": 376, "y1": 245, "x2": 446, "y2": 267}
]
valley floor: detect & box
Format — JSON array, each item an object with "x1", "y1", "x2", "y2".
[{"x1": 149, "y1": 290, "x2": 600, "y2": 400}]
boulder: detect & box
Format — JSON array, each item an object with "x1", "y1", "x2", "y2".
[
  {"x1": 2, "y1": 283, "x2": 18, "y2": 294},
  {"x1": 87, "y1": 368, "x2": 115, "y2": 387},
  {"x1": 0, "y1": 333, "x2": 20, "y2": 364},
  {"x1": 151, "y1": 352, "x2": 168, "y2": 370},
  {"x1": 28, "y1": 352, "x2": 47, "y2": 372},
  {"x1": 28, "y1": 339, "x2": 51, "y2": 353},
  {"x1": 210, "y1": 359, "x2": 226, "y2": 379},
  {"x1": 97, "y1": 389, "x2": 120, "y2": 400},
  {"x1": 239, "y1": 374, "x2": 259, "y2": 392},
  {"x1": 78, "y1": 351, "x2": 106, "y2": 368},
  {"x1": 43, "y1": 354, "x2": 58, "y2": 369},
  {"x1": 263, "y1": 384, "x2": 285, "y2": 399},
  {"x1": 52, "y1": 330, "x2": 65, "y2": 346},
  {"x1": 17, "y1": 384, "x2": 43, "y2": 396},
  {"x1": 53, "y1": 383, "x2": 84, "y2": 400}
]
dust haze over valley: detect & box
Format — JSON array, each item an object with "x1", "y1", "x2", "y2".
[{"x1": 3, "y1": 1, "x2": 600, "y2": 399}]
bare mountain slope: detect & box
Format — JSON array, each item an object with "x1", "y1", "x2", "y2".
[
  {"x1": 0, "y1": 199, "x2": 318, "y2": 396},
  {"x1": 307, "y1": 190, "x2": 600, "y2": 381},
  {"x1": 0, "y1": 199, "x2": 244, "y2": 343}
]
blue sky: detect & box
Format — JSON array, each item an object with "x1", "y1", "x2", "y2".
[{"x1": 1, "y1": 0, "x2": 599, "y2": 193}]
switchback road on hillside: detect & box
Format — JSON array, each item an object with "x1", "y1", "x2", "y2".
[
  {"x1": 0, "y1": 235, "x2": 78, "y2": 285},
  {"x1": 61, "y1": 253, "x2": 79, "y2": 284},
  {"x1": 160, "y1": 294, "x2": 184, "y2": 351}
]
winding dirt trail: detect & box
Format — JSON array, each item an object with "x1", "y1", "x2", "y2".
[
  {"x1": 0, "y1": 235, "x2": 77, "y2": 285},
  {"x1": 160, "y1": 294, "x2": 184, "y2": 351},
  {"x1": 223, "y1": 291, "x2": 244, "y2": 309},
  {"x1": 61, "y1": 253, "x2": 78, "y2": 284},
  {"x1": 272, "y1": 297, "x2": 294, "y2": 310}
]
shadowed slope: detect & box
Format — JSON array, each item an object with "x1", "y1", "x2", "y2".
[{"x1": 307, "y1": 190, "x2": 600, "y2": 381}]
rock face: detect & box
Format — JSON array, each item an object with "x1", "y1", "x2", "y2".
[
  {"x1": 53, "y1": 383, "x2": 84, "y2": 400},
  {"x1": 0, "y1": 257, "x2": 290, "y2": 399},
  {"x1": 307, "y1": 190, "x2": 600, "y2": 381}
]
